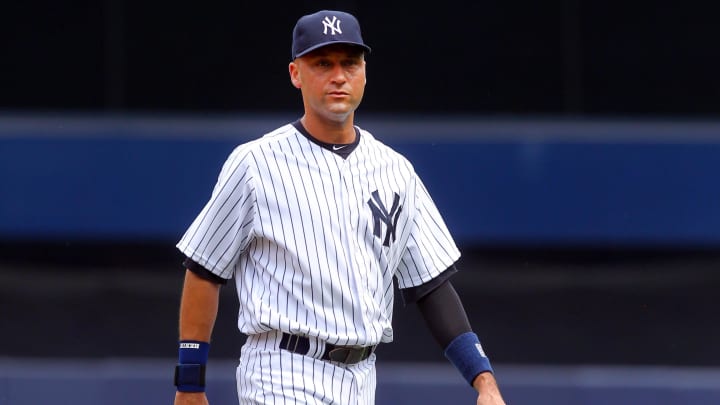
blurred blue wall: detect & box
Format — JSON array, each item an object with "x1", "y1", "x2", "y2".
[
  {"x1": 2, "y1": 359, "x2": 719, "y2": 405},
  {"x1": 3, "y1": 116, "x2": 720, "y2": 403},
  {"x1": 2, "y1": 115, "x2": 720, "y2": 247}
]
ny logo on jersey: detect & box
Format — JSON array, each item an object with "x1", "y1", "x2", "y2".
[
  {"x1": 322, "y1": 16, "x2": 342, "y2": 35},
  {"x1": 367, "y1": 190, "x2": 402, "y2": 247}
]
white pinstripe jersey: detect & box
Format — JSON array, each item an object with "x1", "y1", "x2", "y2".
[{"x1": 177, "y1": 123, "x2": 460, "y2": 347}]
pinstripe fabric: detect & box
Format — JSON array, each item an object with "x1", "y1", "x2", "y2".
[
  {"x1": 237, "y1": 331, "x2": 376, "y2": 404},
  {"x1": 177, "y1": 123, "x2": 460, "y2": 403}
]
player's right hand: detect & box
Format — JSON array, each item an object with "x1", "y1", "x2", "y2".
[{"x1": 174, "y1": 391, "x2": 209, "y2": 405}]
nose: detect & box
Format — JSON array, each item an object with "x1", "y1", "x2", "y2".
[{"x1": 329, "y1": 64, "x2": 346, "y2": 84}]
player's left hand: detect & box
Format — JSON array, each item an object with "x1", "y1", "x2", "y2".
[{"x1": 473, "y1": 372, "x2": 506, "y2": 405}]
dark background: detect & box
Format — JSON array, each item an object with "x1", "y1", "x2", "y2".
[
  {"x1": 2, "y1": 0, "x2": 719, "y2": 368},
  {"x1": 3, "y1": 0, "x2": 720, "y2": 116}
]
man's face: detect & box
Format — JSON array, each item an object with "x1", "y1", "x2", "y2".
[{"x1": 289, "y1": 44, "x2": 366, "y2": 123}]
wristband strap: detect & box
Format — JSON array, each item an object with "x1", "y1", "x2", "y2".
[
  {"x1": 175, "y1": 340, "x2": 210, "y2": 392},
  {"x1": 174, "y1": 364, "x2": 206, "y2": 392},
  {"x1": 444, "y1": 332, "x2": 493, "y2": 386}
]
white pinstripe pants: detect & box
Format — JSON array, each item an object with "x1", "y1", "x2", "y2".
[{"x1": 237, "y1": 331, "x2": 377, "y2": 405}]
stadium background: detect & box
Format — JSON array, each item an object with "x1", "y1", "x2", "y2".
[{"x1": 1, "y1": 1, "x2": 719, "y2": 404}]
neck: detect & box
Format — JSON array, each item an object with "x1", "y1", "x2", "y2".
[{"x1": 300, "y1": 113, "x2": 356, "y2": 144}]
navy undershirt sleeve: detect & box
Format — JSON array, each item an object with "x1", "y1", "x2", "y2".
[
  {"x1": 400, "y1": 265, "x2": 458, "y2": 305},
  {"x1": 411, "y1": 269, "x2": 473, "y2": 349},
  {"x1": 183, "y1": 257, "x2": 228, "y2": 285}
]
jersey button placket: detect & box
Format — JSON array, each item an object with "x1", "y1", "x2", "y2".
[
  {"x1": 339, "y1": 161, "x2": 373, "y2": 340},
  {"x1": 349, "y1": 163, "x2": 380, "y2": 340}
]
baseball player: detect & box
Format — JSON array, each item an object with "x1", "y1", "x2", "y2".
[{"x1": 173, "y1": 9, "x2": 505, "y2": 405}]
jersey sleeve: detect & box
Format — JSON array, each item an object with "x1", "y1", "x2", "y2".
[
  {"x1": 176, "y1": 147, "x2": 257, "y2": 280},
  {"x1": 395, "y1": 175, "x2": 461, "y2": 289}
]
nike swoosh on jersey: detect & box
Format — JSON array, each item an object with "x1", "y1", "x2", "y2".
[{"x1": 332, "y1": 145, "x2": 348, "y2": 150}]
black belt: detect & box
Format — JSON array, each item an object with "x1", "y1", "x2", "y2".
[{"x1": 279, "y1": 333, "x2": 376, "y2": 365}]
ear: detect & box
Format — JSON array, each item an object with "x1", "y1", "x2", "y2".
[
  {"x1": 289, "y1": 62, "x2": 301, "y2": 89},
  {"x1": 363, "y1": 61, "x2": 367, "y2": 85}
]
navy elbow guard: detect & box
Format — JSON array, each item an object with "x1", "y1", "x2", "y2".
[
  {"x1": 174, "y1": 341, "x2": 210, "y2": 392},
  {"x1": 444, "y1": 332, "x2": 493, "y2": 386}
]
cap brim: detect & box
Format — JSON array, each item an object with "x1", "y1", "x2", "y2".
[{"x1": 294, "y1": 41, "x2": 371, "y2": 59}]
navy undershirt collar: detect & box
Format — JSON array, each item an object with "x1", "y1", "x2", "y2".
[{"x1": 292, "y1": 119, "x2": 360, "y2": 159}]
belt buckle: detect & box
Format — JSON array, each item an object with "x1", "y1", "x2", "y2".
[{"x1": 329, "y1": 347, "x2": 367, "y2": 364}]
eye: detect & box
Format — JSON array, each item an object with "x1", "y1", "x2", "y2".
[{"x1": 342, "y1": 59, "x2": 361, "y2": 69}]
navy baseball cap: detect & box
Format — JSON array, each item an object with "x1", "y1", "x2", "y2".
[{"x1": 291, "y1": 10, "x2": 372, "y2": 60}]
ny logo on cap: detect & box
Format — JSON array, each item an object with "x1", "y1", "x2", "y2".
[{"x1": 322, "y1": 16, "x2": 342, "y2": 35}]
